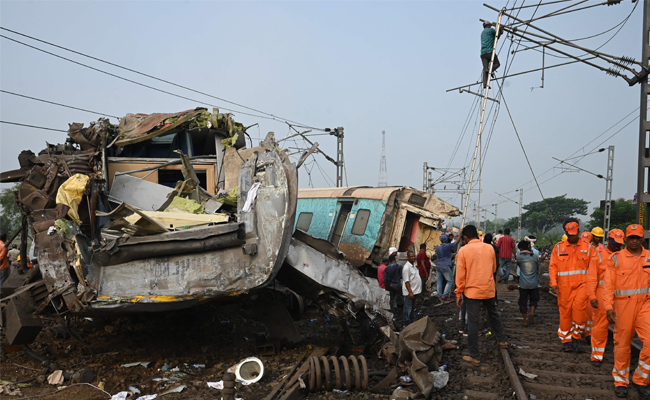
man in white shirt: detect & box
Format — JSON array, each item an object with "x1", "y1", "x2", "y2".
[{"x1": 402, "y1": 251, "x2": 422, "y2": 326}]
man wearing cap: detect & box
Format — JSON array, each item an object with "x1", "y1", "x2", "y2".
[
  {"x1": 480, "y1": 21, "x2": 503, "y2": 88},
  {"x1": 587, "y1": 228, "x2": 624, "y2": 368},
  {"x1": 549, "y1": 218, "x2": 592, "y2": 352},
  {"x1": 604, "y1": 224, "x2": 650, "y2": 398},
  {"x1": 435, "y1": 234, "x2": 456, "y2": 301}
]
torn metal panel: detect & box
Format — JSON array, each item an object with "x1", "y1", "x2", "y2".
[
  {"x1": 108, "y1": 174, "x2": 175, "y2": 211},
  {"x1": 283, "y1": 235, "x2": 390, "y2": 312},
  {"x1": 114, "y1": 108, "x2": 204, "y2": 146},
  {"x1": 92, "y1": 225, "x2": 245, "y2": 266}
]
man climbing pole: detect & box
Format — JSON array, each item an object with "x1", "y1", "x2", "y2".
[{"x1": 480, "y1": 21, "x2": 503, "y2": 88}]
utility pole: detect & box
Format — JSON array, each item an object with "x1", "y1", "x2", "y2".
[
  {"x1": 330, "y1": 127, "x2": 344, "y2": 187},
  {"x1": 638, "y1": 0, "x2": 650, "y2": 245},
  {"x1": 518, "y1": 189, "x2": 524, "y2": 241},
  {"x1": 378, "y1": 130, "x2": 388, "y2": 187},
  {"x1": 423, "y1": 162, "x2": 428, "y2": 192},
  {"x1": 604, "y1": 145, "x2": 615, "y2": 235}
]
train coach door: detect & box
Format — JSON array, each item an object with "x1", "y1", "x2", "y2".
[{"x1": 329, "y1": 202, "x2": 353, "y2": 248}]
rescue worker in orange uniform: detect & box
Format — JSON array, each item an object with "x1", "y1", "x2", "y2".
[
  {"x1": 592, "y1": 227, "x2": 605, "y2": 251},
  {"x1": 605, "y1": 224, "x2": 650, "y2": 398},
  {"x1": 581, "y1": 230, "x2": 596, "y2": 340},
  {"x1": 587, "y1": 229, "x2": 624, "y2": 367},
  {"x1": 549, "y1": 219, "x2": 591, "y2": 352}
]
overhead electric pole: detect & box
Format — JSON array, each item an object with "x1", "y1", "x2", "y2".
[
  {"x1": 604, "y1": 145, "x2": 615, "y2": 235},
  {"x1": 638, "y1": 0, "x2": 650, "y2": 244},
  {"x1": 518, "y1": 189, "x2": 524, "y2": 241},
  {"x1": 330, "y1": 127, "x2": 344, "y2": 187},
  {"x1": 378, "y1": 130, "x2": 388, "y2": 187}
]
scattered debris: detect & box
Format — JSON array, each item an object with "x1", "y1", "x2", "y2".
[
  {"x1": 518, "y1": 368, "x2": 538, "y2": 380},
  {"x1": 47, "y1": 370, "x2": 64, "y2": 385},
  {"x1": 122, "y1": 362, "x2": 151, "y2": 368},
  {"x1": 161, "y1": 385, "x2": 186, "y2": 395},
  {"x1": 227, "y1": 357, "x2": 264, "y2": 385},
  {"x1": 207, "y1": 381, "x2": 224, "y2": 389},
  {"x1": 0, "y1": 383, "x2": 22, "y2": 396},
  {"x1": 511, "y1": 343, "x2": 531, "y2": 349}
]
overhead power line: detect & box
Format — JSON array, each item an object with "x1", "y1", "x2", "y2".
[
  {"x1": 0, "y1": 26, "x2": 321, "y2": 130},
  {"x1": 0, "y1": 121, "x2": 67, "y2": 132},
  {"x1": 0, "y1": 90, "x2": 120, "y2": 119},
  {"x1": 497, "y1": 81, "x2": 560, "y2": 234}
]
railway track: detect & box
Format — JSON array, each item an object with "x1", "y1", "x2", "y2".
[{"x1": 494, "y1": 283, "x2": 644, "y2": 400}]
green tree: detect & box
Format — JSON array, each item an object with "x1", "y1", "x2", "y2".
[
  {"x1": 587, "y1": 199, "x2": 636, "y2": 231},
  {"x1": 521, "y1": 195, "x2": 588, "y2": 234},
  {"x1": 0, "y1": 184, "x2": 21, "y2": 235},
  {"x1": 502, "y1": 216, "x2": 519, "y2": 232}
]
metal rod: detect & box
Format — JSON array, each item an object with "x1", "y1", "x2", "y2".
[
  {"x1": 446, "y1": 57, "x2": 596, "y2": 92},
  {"x1": 506, "y1": 29, "x2": 617, "y2": 77},
  {"x1": 551, "y1": 157, "x2": 604, "y2": 179},
  {"x1": 505, "y1": 26, "x2": 638, "y2": 71},
  {"x1": 488, "y1": 3, "x2": 642, "y2": 67},
  {"x1": 459, "y1": 88, "x2": 500, "y2": 103}
]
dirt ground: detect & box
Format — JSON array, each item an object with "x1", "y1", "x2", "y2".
[{"x1": 1, "y1": 279, "x2": 523, "y2": 400}]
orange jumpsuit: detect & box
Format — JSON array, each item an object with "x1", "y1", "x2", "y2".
[
  {"x1": 549, "y1": 239, "x2": 591, "y2": 343},
  {"x1": 586, "y1": 247, "x2": 614, "y2": 362},
  {"x1": 603, "y1": 247, "x2": 650, "y2": 387},
  {"x1": 582, "y1": 240, "x2": 596, "y2": 338}
]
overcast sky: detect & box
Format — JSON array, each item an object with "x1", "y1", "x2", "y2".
[{"x1": 0, "y1": 0, "x2": 643, "y2": 223}]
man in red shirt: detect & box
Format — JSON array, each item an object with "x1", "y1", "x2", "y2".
[
  {"x1": 496, "y1": 228, "x2": 516, "y2": 283},
  {"x1": 0, "y1": 233, "x2": 9, "y2": 291},
  {"x1": 377, "y1": 256, "x2": 389, "y2": 289},
  {"x1": 416, "y1": 243, "x2": 431, "y2": 280}
]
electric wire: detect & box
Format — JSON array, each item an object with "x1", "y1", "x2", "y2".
[
  {"x1": 498, "y1": 79, "x2": 560, "y2": 234},
  {"x1": 0, "y1": 121, "x2": 67, "y2": 132},
  {"x1": 0, "y1": 33, "x2": 329, "y2": 132},
  {"x1": 0, "y1": 90, "x2": 120, "y2": 119},
  {"x1": 0, "y1": 26, "x2": 322, "y2": 130},
  {"x1": 511, "y1": 0, "x2": 638, "y2": 60}
]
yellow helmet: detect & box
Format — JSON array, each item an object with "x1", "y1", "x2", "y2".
[
  {"x1": 591, "y1": 227, "x2": 604, "y2": 238},
  {"x1": 479, "y1": 231, "x2": 483, "y2": 235},
  {"x1": 562, "y1": 234, "x2": 568, "y2": 241}
]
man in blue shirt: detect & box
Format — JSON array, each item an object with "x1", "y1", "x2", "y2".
[
  {"x1": 481, "y1": 21, "x2": 503, "y2": 88},
  {"x1": 435, "y1": 234, "x2": 457, "y2": 301}
]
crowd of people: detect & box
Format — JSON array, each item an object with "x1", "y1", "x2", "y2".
[{"x1": 377, "y1": 219, "x2": 650, "y2": 398}]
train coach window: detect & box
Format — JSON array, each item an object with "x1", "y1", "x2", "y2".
[
  {"x1": 351, "y1": 209, "x2": 370, "y2": 236},
  {"x1": 296, "y1": 212, "x2": 313, "y2": 231}
]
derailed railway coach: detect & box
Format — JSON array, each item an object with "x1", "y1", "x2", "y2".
[
  {"x1": 294, "y1": 186, "x2": 460, "y2": 273},
  {"x1": 0, "y1": 107, "x2": 301, "y2": 345}
]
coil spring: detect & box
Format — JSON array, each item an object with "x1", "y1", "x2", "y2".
[{"x1": 308, "y1": 355, "x2": 368, "y2": 392}]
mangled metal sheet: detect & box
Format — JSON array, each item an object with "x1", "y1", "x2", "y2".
[
  {"x1": 283, "y1": 234, "x2": 390, "y2": 312},
  {"x1": 108, "y1": 174, "x2": 175, "y2": 211},
  {"x1": 86, "y1": 140, "x2": 297, "y2": 311}
]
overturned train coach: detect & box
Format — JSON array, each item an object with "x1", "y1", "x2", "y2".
[{"x1": 0, "y1": 108, "x2": 387, "y2": 346}]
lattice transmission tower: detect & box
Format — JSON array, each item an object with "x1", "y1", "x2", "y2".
[{"x1": 378, "y1": 130, "x2": 388, "y2": 187}]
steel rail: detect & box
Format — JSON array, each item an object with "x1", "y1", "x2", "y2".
[{"x1": 500, "y1": 347, "x2": 528, "y2": 400}]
